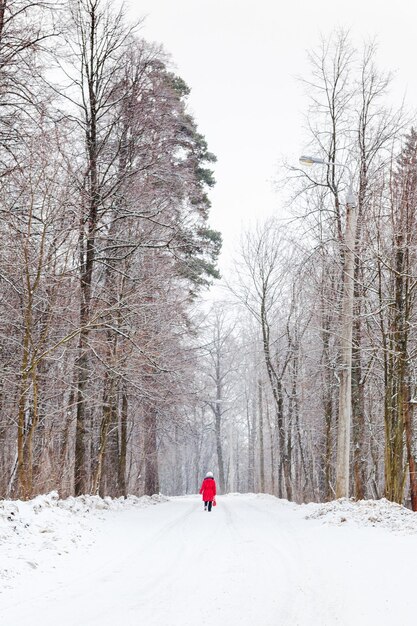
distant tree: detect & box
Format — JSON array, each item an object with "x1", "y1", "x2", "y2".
[{"x1": 202, "y1": 304, "x2": 238, "y2": 494}]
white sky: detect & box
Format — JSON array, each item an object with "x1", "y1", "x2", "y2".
[{"x1": 123, "y1": 0, "x2": 417, "y2": 280}]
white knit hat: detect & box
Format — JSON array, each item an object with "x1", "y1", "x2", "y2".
[{"x1": 206, "y1": 471, "x2": 214, "y2": 477}]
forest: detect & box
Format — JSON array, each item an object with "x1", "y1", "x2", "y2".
[{"x1": 1, "y1": 1, "x2": 417, "y2": 511}]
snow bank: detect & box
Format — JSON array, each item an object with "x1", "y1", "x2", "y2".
[
  {"x1": 0, "y1": 492, "x2": 168, "y2": 587},
  {"x1": 223, "y1": 492, "x2": 417, "y2": 534},
  {"x1": 303, "y1": 497, "x2": 417, "y2": 534}
]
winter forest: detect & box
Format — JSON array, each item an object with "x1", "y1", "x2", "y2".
[{"x1": 2, "y1": 0, "x2": 417, "y2": 514}]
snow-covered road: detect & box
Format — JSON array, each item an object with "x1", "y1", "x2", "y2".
[{"x1": 1, "y1": 493, "x2": 417, "y2": 625}]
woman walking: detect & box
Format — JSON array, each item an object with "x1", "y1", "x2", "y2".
[{"x1": 199, "y1": 471, "x2": 216, "y2": 511}]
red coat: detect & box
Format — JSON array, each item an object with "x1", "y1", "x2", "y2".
[{"x1": 199, "y1": 477, "x2": 216, "y2": 501}]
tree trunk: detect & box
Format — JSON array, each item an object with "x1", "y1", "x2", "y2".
[
  {"x1": 404, "y1": 396, "x2": 417, "y2": 511},
  {"x1": 258, "y1": 380, "x2": 265, "y2": 493},
  {"x1": 118, "y1": 387, "x2": 128, "y2": 498},
  {"x1": 335, "y1": 199, "x2": 358, "y2": 499},
  {"x1": 247, "y1": 394, "x2": 256, "y2": 492},
  {"x1": 215, "y1": 404, "x2": 225, "y2": 494},
  {"x1": 144, "y1": 401, "x2": 159, "y2": 496},
  {"x1": 352, "y1": 313, "x2": 366, "y2": 501}
]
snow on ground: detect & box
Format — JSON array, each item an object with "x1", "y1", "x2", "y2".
[
  {"x1": 303, "y1": 496, "x2": 417, "y2": 533},
  {"x1": 0, "y1": 492, "x2": 168, "y2": 585},
  {"x1": 1, "y1": 492, "x2": 417, "y2": 625}
]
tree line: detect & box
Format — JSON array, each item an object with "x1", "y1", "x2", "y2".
[
  {"x1": 0, "y1": 0, "x2": 220, "y2": 499},
  {"x1": 2, "y1": 9, "x2": 417, "y2": 509},
  {"x1": 169, "y1": 32, "x2": 417, "y2": 511}
]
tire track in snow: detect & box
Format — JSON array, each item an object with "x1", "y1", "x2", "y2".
[
  {"x1": 237, "y1": 496, "x2": 348, "y2": 625},
  {"x1": 220, "y1": 496, "x2": 304, "y2": 625}
]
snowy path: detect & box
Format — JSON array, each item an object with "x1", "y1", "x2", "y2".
[{"x1": 1, "y1": 493, "x2": 417, "y2": 625}]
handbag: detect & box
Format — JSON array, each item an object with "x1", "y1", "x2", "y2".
[{"x1": 213, "y1": 498, "x2": 217, "y2": 507}]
